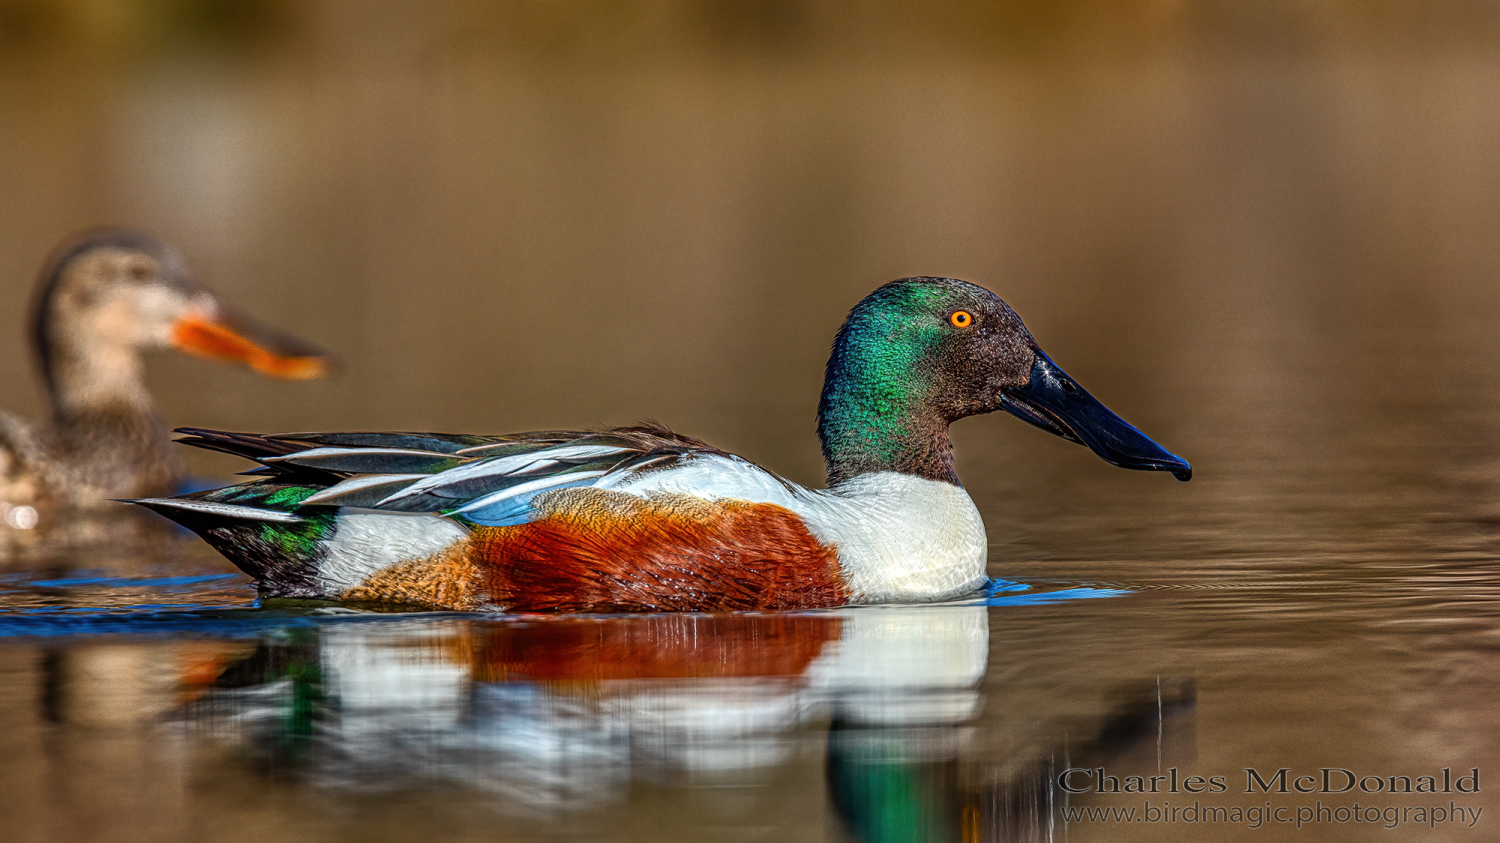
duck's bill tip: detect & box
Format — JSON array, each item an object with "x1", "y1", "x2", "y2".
[
  {"x1": 1114, "y1": 453, "x2": 1193, "y2": 481},
  {"x1": 170, "y1": 313, "x2": 334, "y2": 380},
  {"x1": 1080, "y1": 436, "x2": 1192, "y2": 481}
]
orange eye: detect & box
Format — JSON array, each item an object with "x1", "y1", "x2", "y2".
[{"x1": 949, "y1": 310, "x2": 973, "y2": 328}]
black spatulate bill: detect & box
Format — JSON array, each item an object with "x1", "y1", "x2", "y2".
[{"x1": 1000, "y1": 350, "x2": 1191, "y2": 481}]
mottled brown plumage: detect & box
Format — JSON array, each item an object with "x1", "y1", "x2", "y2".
[{"x1": 0, "y1": 230, "x2": 331, "y2": 518}]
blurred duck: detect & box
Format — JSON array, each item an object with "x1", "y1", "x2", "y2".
[
  {"x1": 0, "y1": 230, "x2": 331, "y2": 522},
  {"x1": 136, "y1": 276, "x2": 1189, "y2": 611}
]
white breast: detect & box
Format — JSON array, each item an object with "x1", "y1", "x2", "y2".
[{"x1": 802, "y1": 473, "x2": 990, "y2": 603}]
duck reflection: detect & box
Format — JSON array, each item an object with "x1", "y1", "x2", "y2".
[
  {"x1": 182, "y1": 607, "x2": 985, "y2": 790},
  {"x1": 148, "y1": 605, "x2": 1190, "y2": 840},
  {"x1": 828, "y1": 677, "x2": 1196, "y2": 842}
]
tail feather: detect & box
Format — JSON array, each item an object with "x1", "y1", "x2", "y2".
[
  {"x1": 132, "y1": 486, "x2": 335, "y2": 598},
  {"x1": 173, "y1": 428, "x2": 344, "y2": 483},
  {"x1": 173, "y1": 428, "x2": 309, "y2": 461},
  {"x1": 133, "y1": 498, "x2": 304, "y2": 523}
]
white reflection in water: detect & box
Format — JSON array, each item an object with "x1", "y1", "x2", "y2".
[
  {"x1": 805, "y1": 604, "x2": 989, "y2": 726},
  {"x1": 181, "y1": 605, "x2": 988, "y2": 807}
]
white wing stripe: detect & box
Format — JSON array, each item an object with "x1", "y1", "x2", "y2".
[
  {"x1": 451, "y1": 470, "x2": 609, "y2": 515},
  {"x1": 262, "y1": 447, "x2": 441, "y2": 463},
  {"x1": 134, "y1": 499, "x2": 304, "y2": 523},
  {"x1": 302, "y1": 473, "x2": 426, "y2": 505},
  {"x1": 378, "y1": 445, "x2": 628, "y2": 504}
]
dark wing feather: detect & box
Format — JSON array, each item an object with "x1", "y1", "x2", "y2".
[
  {"x1": 171, "y1": 423, "x2": 722, "y2": 517},
  {"x1": 268, "y1": 431, "x2": 497, "y2": 453},
  {"x1": 174, "y1": 428, "x2": 308, "y2": 461},
  {"x1": 263, "y1": 449, "x2": 465, "y2": 474}
]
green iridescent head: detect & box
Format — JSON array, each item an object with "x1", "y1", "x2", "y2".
[{"x1": 816, "y1": 277, "x2": 1192, "y2": 486}]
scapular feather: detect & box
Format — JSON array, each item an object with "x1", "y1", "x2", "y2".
[
  {"x1": 376, "y1": 444, "x2": 632, "y2": 506},
  {"x1": 451, "y1": 469, "x2": 611, "y2": 526},
  {"x1": 264, "y1": 446, "x2": 464, "y2": 475},
  {"x1": 147, "y1": 422, "x2": 728, "y2": 532},
  {"x1": 270, "y1": 431, "x2": 494, "y2": 453},
  {"x1": 299, "y1": 473, "x2": 427, "y2": 507}
]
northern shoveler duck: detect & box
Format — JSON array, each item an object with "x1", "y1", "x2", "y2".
[
  {"x1": 0, "y1": 230, "x2": 331, "y2": 522},
  {"x1": 134, "y1": 277, "x2": 1190, "y2": 612}
]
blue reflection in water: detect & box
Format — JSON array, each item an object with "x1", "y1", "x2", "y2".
[
  {"x1": 26, "y1": 574, "x2": 244, "y2": 589},
  {"x1": 986, "y1": 578, "x2": 1131, "y2": 606},
  {"x1": 0, "y1": 607, "x2": 456, "y2": 637},
  {"x1": 0, "y1": 576, "x2": 1129, "y2": 638}
]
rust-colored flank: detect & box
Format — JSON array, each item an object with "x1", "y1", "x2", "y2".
[{"x1": 472, "y1": 489, "x2": 850, "y2": 613}]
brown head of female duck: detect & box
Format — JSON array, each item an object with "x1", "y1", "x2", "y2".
[{"x1": 0, "y1": 230, "x2": 332, "y2": 520}]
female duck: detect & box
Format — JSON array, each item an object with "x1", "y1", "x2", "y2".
[
  {"x1": 137, "y1": 277, "x2": 1190, "y2": 612},
  {"x1": 0, "y1": 230, "x2": 331, "y2": 519}
]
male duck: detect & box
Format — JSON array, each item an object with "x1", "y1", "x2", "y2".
[
  {"x1": 0, "y1": 230, "x2": 331, "y2": 518},
  {"x1": 135, "y1": 277, "x2": 1190, "y2": 612}
]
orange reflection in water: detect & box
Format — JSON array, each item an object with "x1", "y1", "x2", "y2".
[{"x1": 459, "y1": 612, "x2": 843, "y2": 685}]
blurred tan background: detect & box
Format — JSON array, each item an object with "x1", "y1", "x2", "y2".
[
  {"x1": 2, "y1": 0, "x2": 1499, "y2": 489},
  {"x1": 5, "y1": 9, "x2": 1500, "y2": 842}
]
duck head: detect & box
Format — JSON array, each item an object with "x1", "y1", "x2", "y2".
[
  {"x1": 31, "y1": 230, "x2": 331, "y2": 416},
  {"x1": 818, "y1": 277, "x2": 1190, "y2": 486}
]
